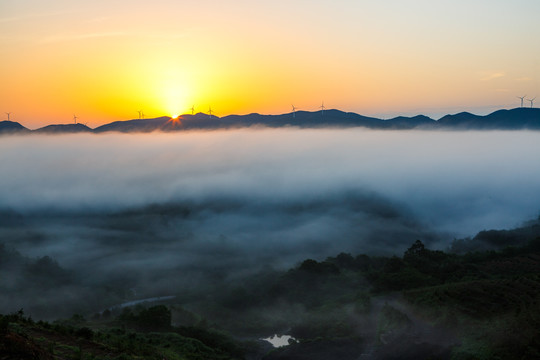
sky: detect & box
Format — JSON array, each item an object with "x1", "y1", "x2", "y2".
[{"x1": 1, "y1": 0, "x2": 540, "y2": 129}]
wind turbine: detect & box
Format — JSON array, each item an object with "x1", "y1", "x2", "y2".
[
  {"x1": 191, "y1": 105, "x2": 195, "y2": 115},
  {"x1": 5, "y1": 112, "x2": 11, "y2": 121},
  {"x1": 137, "y1": 110, "x2": 142, "y2": 119},
  {"x1": 73, "y1": 115, "x2": 78, "y2": 124},
  {"x1": 319, "y1": 101, "x2": 326, "y2": 116},
  {"x1": 517, "y1": 95, "x2": 526, "y2": 108},
  {"x1": 208, "y1": 106, "x2": 213, "y2": 118},
  {"x1": 291, "y1": 105, "x2": 297, "y2": 118},
  {"x1": 527, "y1": 97, "x2": 536, "y2": 108},
  {"x1": 141, "y1": 111, "x2": 145, "y2": 119}
]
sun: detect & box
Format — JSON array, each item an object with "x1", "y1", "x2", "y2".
[{"x1": 158, "y1": 81, "x2": 189, "y2": 119}]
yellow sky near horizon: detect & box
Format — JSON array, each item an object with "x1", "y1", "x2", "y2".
[{"x1": 1, "y1": 0, "x2": 539, "y2": 129}]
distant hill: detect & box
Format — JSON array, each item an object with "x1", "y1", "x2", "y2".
[
  {"x1": 94, "y1": 116, "x2": 171, "y2": 133},
  {"x1": 35, "y1": 123, "x2": 93, "y2": 133},
  {"x1": 438, "y1": 108, "x2": 540, "y2": 129},
  {"x1": 4, "y1": 108, "x2": 540, "y2": 134},
  {"x1": 87, "y1": 108, "x2": 540, "y2": 132},
  {"x1": 385, "y1": 114, "x2": 436, "y2": 129},
  {"x1": 450, "y1": 216, "x2": 540, "y2": 253},
  {"x1": 0, "y1": 120, "x2": 29, "y2": 133}
]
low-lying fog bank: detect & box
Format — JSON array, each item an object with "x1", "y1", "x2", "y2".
[{"x1": 1, "y1": 128, "x2": 539, "y2": 317}]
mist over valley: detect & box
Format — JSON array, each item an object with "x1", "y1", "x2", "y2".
[
  {"x1": 1, "y1": 128, "x2": 539, "y2": 311},
  {"x1": 2, "y1": 128, "x2": 540, "y2": 359}
]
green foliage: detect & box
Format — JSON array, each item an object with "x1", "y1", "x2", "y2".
[
  {"x1": 371, "y1": 266, "x2": 437, "y2": 292},
  {"x1": 0, "y1": 310, "x2": 246, "y2": 360},
  {"x1": 377, "y1": 303, "x2": 411, "y2": 339},
  {"x1": 289, "y1": 309, "x2": 356, "y2": 340},
  {"x1": 353, "y1": 291, "x2": 371, "y2": 314},
  {"x1": 173, "y1": 326, "x2": 244, "y2": 358},
  {"x1": 298, "y1": 259, "x2": 340, "y2": 275},
  {"x1": 75, "y1": 326, "x2": 94, "y2": 340},
  {"x1": 117, "y1": 305, "x2": 171, "y2": 332},
  {"x1": 3, "y1": 224, "x2": 540, "y2": 359},
  {"x1": 137, "y1": 305, "x2": 171, "y2": 331},
  {"x1": 0, "y1": 314, "x2": 9, "y2": 334}
]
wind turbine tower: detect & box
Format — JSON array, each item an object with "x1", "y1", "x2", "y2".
[
  {"x1": 5, "y1": 112, "x2": 11, "y2": 121},
  {"x1": 527, "y1": 97, "x2": 536, "y2": 108},
  {"x1": 319, "y1": 101, "x2": 326, "y2": 116},
  {"x1": 517, "y1": 95, "x2": 526, "y2": 108},
  {"x1": 208, "y1": 107, "x2": 213, "y2": 118},
  {"x1": 73, "y1": 115, "x2": 78, "y2": 124},
  {"x1": 137, "y1": 110, "x2": 142, "y2": 119},
  {"x1": 191, "y1": 105, "x2": 195, "y2": 115},
  {"x1": 291, "y1": 105, "x2": 297, "y2": 118}
]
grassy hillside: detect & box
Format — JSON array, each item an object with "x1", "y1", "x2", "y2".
[
  {"x1": 0, "y1": 309, "x2": 249, "y2": 360},
  {"x1": 2, "y1": 218, "x2": 540, "y2": 359}
]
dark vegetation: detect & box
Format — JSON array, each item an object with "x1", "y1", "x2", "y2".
[
  {"x1": 0, "y1": 308, "x2": 246, "y2": 360},
  {"x1": 2, "y1": 218, "x2": 540, "y2": 359}
]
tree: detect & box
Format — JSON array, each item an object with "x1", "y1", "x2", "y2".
[
  {"x1": 404, "y1": 240, "x2": 425, "y2": 259},
  {"x1": 136, "y1": 305, "x2": 171, "y2": 332}
]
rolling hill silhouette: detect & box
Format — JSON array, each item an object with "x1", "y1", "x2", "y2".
[
  {"x1": 1, "y1": 108, "x2": 539, "y2": 134},
  {"x1": 438, "y1": 108, "x2": 540, "y2": 129},
  {"x1": 35, "y1": 123, "x2": 93, "y2": 133},
  {"x1": 94, "y1": 116, "x2": 171, "y2": 133},
  {"x1": 91, "y1": 108, "x2": 540, "y2": 132},
  {"x1": 0, "y1": 120, "x2": 29, "y2": 133}
]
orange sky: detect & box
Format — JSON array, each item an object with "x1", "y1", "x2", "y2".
[{"x1": 1, "y1": 0, "x2": 539, "y2": 129}]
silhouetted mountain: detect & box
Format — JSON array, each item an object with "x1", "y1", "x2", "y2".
[
  {"x1": 450, "y1": 216, "x2": 540, "y2": 253},
  {"x1": 94, "y1": 116, "x2": 171, "y2": 133},
  {"x1": 8, "y1": 108, "x2": 540, "y2": 134},
  {"x1": 92, "y1": 111, "x2": 389, "y2": 132},
  {"x1": 94, "y1": 108, "x2": 537, "y2": 132},
  {"x1": 175, "y1": 109, "x2": 384, "y2": 130},
  {"x1": 35, "y1": 123, "x2": 93, "y2": 133},
  {"x1": 385, "y1": 115, "x2": 436, "y2": 129},
  {"x1": 125, "y1": 110, "x2": 427, "y2": 132},
  {"x1": 438, "y1": 108, "x2": 540, "y2": 129},
  {"x1": 0, "y1": 120, "x2": 29, "y2": 133}
]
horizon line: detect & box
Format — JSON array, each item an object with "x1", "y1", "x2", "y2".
[{"x1": 3, "y1": 106, "x2": 539, "y2": 131}]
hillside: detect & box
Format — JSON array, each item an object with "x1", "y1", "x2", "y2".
[
  {"x1": 2, "y1": 217, "x2": 540, "y2": 359},
  {"x1": 35, "y1": 124, "x2": 93, "y2": 133},
  {"x1": 0, "y1": 120, "x2": 29, "y2": 133},
  {"x1": 4, "y1": 108, "x2": 540, "y2": 134},
  {"x1": 89, "y1": 108, "x2": 540, "y2": 132},
  {"x1": 94, "y1": 116, "x2": 172, "y2": 133},
  {"x1": 438, "y1": 108, "x2": 540, "y2": 129}
]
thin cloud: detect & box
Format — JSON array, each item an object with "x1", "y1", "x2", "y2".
[
  {"x1": 480, "y1": 72, "x2": 505, "y2": 81},
  {"x1": 0, "y1": 9, "x2": 78, "y2": 24},
  {"x1": 41, "y1": 32, "x2": 126, "y2": 44},
  {"x1": 83, "y1": 16, "x2": 109, "y2": 24},
  {"x1": 39, "y1": 30, "x2": 190, "y2": 44},
  {"x1": 139, "y1": 29, "x2": 195, "y2": 40}
]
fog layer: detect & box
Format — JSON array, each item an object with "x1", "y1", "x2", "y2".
[
  {"x1": 2, "y1": 129, "x2": 539, "y2": 231},
  {"x1": 1, "y1": 129, "x2": 539, "y2": 316}
]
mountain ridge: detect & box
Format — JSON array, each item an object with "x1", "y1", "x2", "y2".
[{"x1": 2, "y1": 108, "x2": 539, "y2": 134}]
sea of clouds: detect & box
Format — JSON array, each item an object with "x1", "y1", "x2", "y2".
[{"x1": 1, "y1": 128, "x2": 540, "y2": 315}]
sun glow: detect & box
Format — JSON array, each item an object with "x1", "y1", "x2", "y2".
[
  {"x1": 150, "y1": 65, "x2": 193, "y2": 119},
  {"x1": 161, "y1": 84, "x2": 189, "y2": 119}
]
